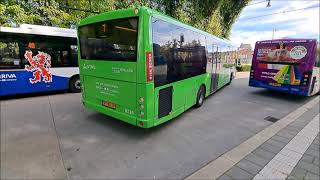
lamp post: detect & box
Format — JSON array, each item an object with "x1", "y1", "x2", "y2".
[
  {"x1": 267, "y1": 0, "x2": 271, "y2": 7},
  {"x1": 272, "y1": 28, "x2": 277, "y2": 39}
]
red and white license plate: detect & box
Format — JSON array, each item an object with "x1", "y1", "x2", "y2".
[{"x1": 102, "y1": 100, "x2": 116, "y2": 109}]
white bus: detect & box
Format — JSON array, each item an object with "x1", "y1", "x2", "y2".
[{"x1": 0, "y1": 24, "x2": 80, "y2": 96}]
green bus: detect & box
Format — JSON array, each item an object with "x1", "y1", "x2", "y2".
[{"x1": 77, "y1": 7, "x2": 236, "y2": 128}]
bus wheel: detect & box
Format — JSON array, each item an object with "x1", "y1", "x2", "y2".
[
  {"x1": 69, "y1": 75, "x2": 81, "y2": 93},
  {"x1": 195, "y1": 85, "x2": 205, "y2": 108}
]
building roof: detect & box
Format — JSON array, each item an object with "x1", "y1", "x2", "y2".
[{"x1": 239, "y1": 43, "x2": 252, "y2": 50}]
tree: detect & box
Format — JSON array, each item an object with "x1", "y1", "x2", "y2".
[{"x1": 0, "y1": 0, "x2": 250, "y2": 38}]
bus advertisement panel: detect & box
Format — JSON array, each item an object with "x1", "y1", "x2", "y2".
[
  {"x1": 78, "y1": 7, "x2": 236, "y2": 128},
  {"x1": 249, "y1": 39, "x2": 319, "y2": 96}
]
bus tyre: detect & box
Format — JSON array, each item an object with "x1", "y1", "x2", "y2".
[
  {"x1": 69, "y1": 76, "x2": 81, "y2": 93},
  {"x1": 195, "y1": 85, "x2": 205, "y2": 108}
]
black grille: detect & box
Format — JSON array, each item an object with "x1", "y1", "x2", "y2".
[
  {"x1": 158, "y1": 86, "x2": 173, "y2": 119},
  {"x1": 264, "y1": 116, "x2": 279, "y2": 122}
]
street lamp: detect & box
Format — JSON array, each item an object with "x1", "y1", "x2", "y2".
[
  {"x1": 272, "y1": 28, "x2": 277, "y2": 39},
  {"x1": 267, "y1": 0, "x2": 271, "y2": 7}
]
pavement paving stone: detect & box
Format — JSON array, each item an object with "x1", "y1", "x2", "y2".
[
  {"x1": 252, "y1": 148, "x2": 276, "y2": 160},
  {"x1": 236, "y1": 159, "x2": 262, "y2": 175},
  {"x1": 286, "y1": 175, "x2": 299, "y2": 180},
  {"x1": 271, "y1": 135, "x2": 292, "y2": 144},
  {"x1": 287, "y1": 132, "x2": 320, "y2": 180},
  {"x1": 290, "y1": 166, "x2": 307, "y2": 179},
  {"x1": 288, "y1": 121, "x2": 309, "y2": 129},
  {"x1": 244, "y1": 153, "x2": 271, "y2": 168},
  {"x1": 283, "y1": 125, "x2": 303, "y2": 133},
  {"x1": 296, "y1": 160, "x2": 320, "y2": 175},
  {"x1": 265, "y1": 138, "x2": 288, "y2": 149},
  {"x1": 220, "y1": 106, "x2": 319, "y2": 180},
  {"x1": 313, "y1": 157, "x2": 319, "y2": 166},
  {"x1": 305, "y1": 148, "x2": 320, "y2": 158},
  {"x1": 225, "y1": 166, "x2": 254, "y2": 180},
  {"x1": 216, "y1": 174, "x2": 233, "y2": 180},
  {"x1": 276, "y1": 130, "x2": 298, "y2": 140},
  {"x1": 308, "y1": 143, "x2": 320, "y2": 151},
  {"x1": 260, "y1": 142, "x2": 283, "y2": 154},
  {"x1": 304, "y1": 172, "x2": 319, "y2": 180},
  {"x1": 300, "y1": 154, "x2": 315, "y2": 164}
]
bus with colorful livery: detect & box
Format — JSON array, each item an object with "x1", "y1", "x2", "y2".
[
  {"x1": 0, "y1": 24, "x2": 80, "y2": 96},
  {"x1": 77, "y1": 7, "x2": 236, "y2": 128},
  {"x1": 249, "y1": 39, "x2": 320, "y2": 96}
]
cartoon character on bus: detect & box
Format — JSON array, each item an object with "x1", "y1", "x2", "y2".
[{"x1": 24, "y1": 51, "x2": 52, "y2": 84}]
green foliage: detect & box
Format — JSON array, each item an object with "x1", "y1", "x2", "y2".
[
  {"x1": 223, "y1": 64, "x2": 235, "y2": 68},
  {"x1": 0, "y1": 0, "x2": 250, "y2": 38},
  {"x1": 236, "y1": 64, "x2": 251, "y2": 72}
]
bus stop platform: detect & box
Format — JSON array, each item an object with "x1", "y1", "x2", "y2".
[{"x1": 187, "y1": 97, "x2": 319, "y2": 180}]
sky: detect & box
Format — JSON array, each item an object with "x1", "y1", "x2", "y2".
[{"x1": 230, "y1": 0, "x2": 320, "y2": 48}]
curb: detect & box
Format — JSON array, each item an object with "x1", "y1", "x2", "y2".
[{"x1": 186, "y1": 96, "x2": 319, "y2": 179}]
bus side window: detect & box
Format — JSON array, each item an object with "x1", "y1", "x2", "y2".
[
  {"x1": 152, "y1": 18, "x2": 206, "y2": 86},
  {"x1": 0, "y1": 41, "x2": 21, "y2": 69},
  {"x1": 51, "y1": 51, "x2": 63, "y2": 67},
  {"x1": 70, "y1": 45, "x2": 78, "y2": 67},
  {"x1": 152, "y1": 17, "x2": 172, "y2": 87}
]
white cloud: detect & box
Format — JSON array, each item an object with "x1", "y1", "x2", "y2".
[{"x1": 230, "y1": 0, "x2": 320, "y2": 48}]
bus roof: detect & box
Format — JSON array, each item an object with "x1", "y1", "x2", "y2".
[
  {"x1": 78, "y1": 6, "x2": 234, "y2": 48},
  {"x1": 0, "y1": 24, "x2": 77, "y2": 38},
  {"x1": 256, "y1": 39, "x2": 317, "y2": 44},
  {"x1": 145, "y1": 7, "x2": 232, "y2": 46}
]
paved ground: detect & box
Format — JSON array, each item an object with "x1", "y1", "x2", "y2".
[
  {"x1": 235, "y1": 72, "x2": 249, "y2": 79},
  {"x1": 0, "y1": 77, "x2": 316, "y2": 179},
  {"x1": 288, "y1": 133, "x2": 319, "y2": 180},
  {"x1": 214, "y1": 101, "x2": 319, "y2": 180}
]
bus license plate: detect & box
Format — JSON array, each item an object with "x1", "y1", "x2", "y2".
[
  {"x1": 102, "y1": 100, "x2": 116, "y2": 109},
  {"x1": 270, "y1": 82, "x2": 282, "y2": 87}
]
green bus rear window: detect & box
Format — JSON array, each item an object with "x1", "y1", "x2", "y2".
[{"x1": 79, "y1": 17, "x2": 138, "y2": 62}]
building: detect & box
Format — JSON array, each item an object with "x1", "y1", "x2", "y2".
[{"x1": 237, "y1": 43, "x2": 253, "y2": 65}]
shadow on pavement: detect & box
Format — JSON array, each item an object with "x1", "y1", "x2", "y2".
[
  {"x1": 250, "y1": 89, "x2": 314, "y2": 103},
  {"x1": 85, "y1": 108, "x2": 184, "y2": 137}
]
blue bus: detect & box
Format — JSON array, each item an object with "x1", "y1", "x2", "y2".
[{"x1": 0, "y1": 24, "x2": 80, "y2": 96}]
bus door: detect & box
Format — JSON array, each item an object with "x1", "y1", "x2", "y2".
[{"x1": 211, "y1": 46, "x2": 220, "y2": 93}]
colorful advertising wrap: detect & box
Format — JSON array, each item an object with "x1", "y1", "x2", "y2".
[
  {"x1": 24, "y1": 51, "x2": 52, "y2": 84},
  {"x1": 250, "y1": 39, "x2": 317, "y2": 95}
]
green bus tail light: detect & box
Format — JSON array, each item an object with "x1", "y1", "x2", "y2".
[{"x1": 146, "y1": 52, "x2": 153, "y2": 82}]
